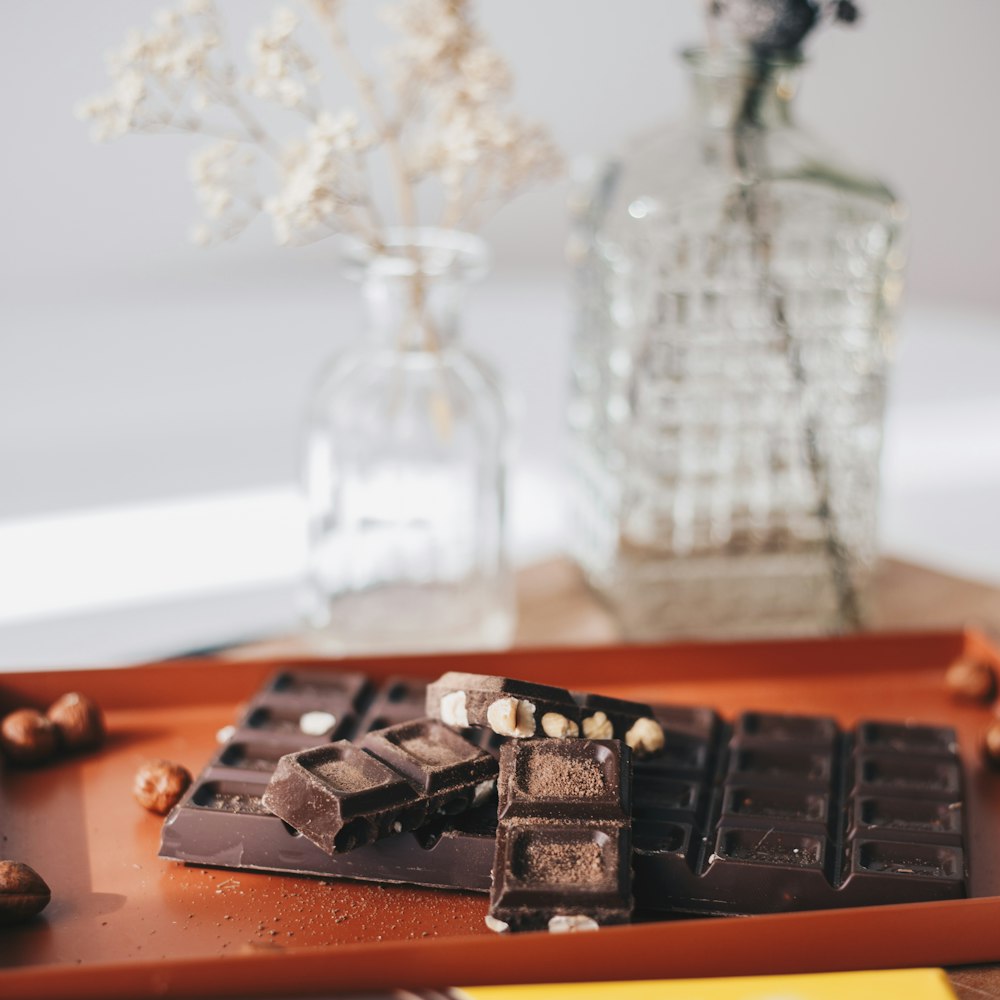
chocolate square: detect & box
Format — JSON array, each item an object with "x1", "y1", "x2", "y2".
[
  {"x1": 491, "y1": 823, "x2": 632, "y2": 928},
  {"x1": 360, "y1": 718, "x2": 496, "y2": 794},
  {"x1": 498, "y1": 739, "x2": 629, "y2": 822}
]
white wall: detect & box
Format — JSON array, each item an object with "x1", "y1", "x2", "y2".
[{"x1": 2, "y1": 0, "x2": 999, "y2": 519}]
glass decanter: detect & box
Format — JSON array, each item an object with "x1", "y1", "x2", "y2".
[
  {"x1": 303, "y1": 228, "x2": 514, "y2": 653},
  {"x1": 569, "y1": 47, "x2": 905, "y2": 640}
]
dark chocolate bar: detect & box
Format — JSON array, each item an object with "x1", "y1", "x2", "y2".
[
  {"x1": 262, "y1": 718, "x2": 497, "y2": 854},
  {"x1": 571, "y1": 691, "x2": 665, "y2": 756},
  {"x1": 161, "y1": 669, "x2": 970, "y2": 917},
  {"x1": 426, "y1": 672, "x2": 665, "y2": 756},
  {"x1": 487, "y1": 739, "x2": 633, "y2": 933},
  {"x1": 159, "y1": 671, "x2": 497, "y2": 891},
  {"x1": 631, "y1": 707, "x2": 968, "y2": 916},
  {"x1": 426, "y1": 672, "x2": 580, "y2": 738}
]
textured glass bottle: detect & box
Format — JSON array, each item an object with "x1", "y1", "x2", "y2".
[
  {"x1": 304, "y1": 229, "x2": 514, "y2": 653},
  {"x1": 569, "y1": 49, "x2": 904, "y2": 640}
]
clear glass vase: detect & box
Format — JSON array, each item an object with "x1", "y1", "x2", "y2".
[
  {"x1": 303, "y1": 228, "x2": 514, "y2": 654},
  {"x1": 568, "y1": 47, "x2": 905, "y2": 640}
]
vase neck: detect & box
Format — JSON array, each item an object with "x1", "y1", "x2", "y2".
[
  {"x1": 343, "y1": 229, "x2": 488, "y2": 353},
  {"x1": 363, "y1": 271, "x2": 465, "y2": 351},
  {"x1": 684, "y1": 47, "x2": 801, "y2": 129}
]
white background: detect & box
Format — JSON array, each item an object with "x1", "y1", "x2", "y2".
[{"x1": 2, "y1": 1, "x2": 999, "y2": 666}]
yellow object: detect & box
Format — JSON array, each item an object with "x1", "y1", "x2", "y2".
[{"x1": 458, "y1": 967, "x2": 956, "y2": 1000}]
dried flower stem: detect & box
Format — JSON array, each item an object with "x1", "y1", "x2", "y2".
[
  {"x1": 309, "y1": 1, "x2": 411, "y2": 236},
  {"x1": 729, "y1": 63, "x2": 863, "y2": 630}
]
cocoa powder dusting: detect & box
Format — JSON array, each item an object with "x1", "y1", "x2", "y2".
[
  {"x1": 398, "y1": 734, "x2": 474, "y2": 766},
  {"x1": 524, "y1": 753, "x2": 604, "y2": 798},
  {"x1": 519, "y1": 837, "x2": 605, "y2": 884},
  {"x1": 313, "y1": 760, "x2": 373, "y2": 792}
]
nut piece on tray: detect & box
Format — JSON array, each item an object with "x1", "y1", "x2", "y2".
[
  {"x1": 487, "y1": 738, "x2": 633, "y2": 933},
  {"x1": 262, "y1": 717, "x2": 498, "y2": 855},
  {"x1": 426, "y1": 672, "x2": 665, "y2": 756}
]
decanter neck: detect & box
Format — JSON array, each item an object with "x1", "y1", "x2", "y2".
[
  {"x1": 342, "y1": 228, "x2": 489, "y2": 352},
  {"x1": 684, "y1": 47, "x2": 802, "y2": 129}
]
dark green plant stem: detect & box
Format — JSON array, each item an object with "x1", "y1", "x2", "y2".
[{"x1": 730, "y1": 57, "x2": 863, "y2": 631}]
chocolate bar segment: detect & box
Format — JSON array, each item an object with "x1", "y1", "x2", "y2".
[
  {"x1": 161, "y1": 671, "x2": 501, "y2": 891},
  {"x1": 262, "y1": 718, "x2": 497, "y2": 855},
  {"x1": 426, "y1": 672, "x2": 665, "y2": 756},
  {"x1": 570, "y1": 691, "x2": 665, "y2": 757},
  {"x1": 489, "y1": 739, "x2": 633, "y2": 933},
  {"x1": 426, "y1": 672, "x2": 580, "y2": 739},
  {"x1": 632, "y1": 710, "x2": 967, "y2": 916}
]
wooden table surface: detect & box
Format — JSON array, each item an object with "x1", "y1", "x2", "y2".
[{"x1": 225, "y1": 555, "x2": 1000, "y2": 999}]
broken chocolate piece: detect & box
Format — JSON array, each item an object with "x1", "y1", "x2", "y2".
[
  {"x1": 426, "y1": 673, "x2": 580, "y2": 738},
  {"x1": 489, "y1": 738, "x2": 633, "y2": 932},
  {"x1": 425, "y1": 672, "x2": 663, "y2": 755},
  {"x1": 571, "y1": 691, "x2": 664, "y2": 757},
  {"x1": 262, "y1": 717, "x2": 497, "y2": 855}
]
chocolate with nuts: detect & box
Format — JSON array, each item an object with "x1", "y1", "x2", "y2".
[
  {"x1": 160, "y1": 671, "x2": 498, "y2": 891},
  {"x1": 262, "y1": 717, "x2": 497, "y2": 855},
  {"x1": 426, "y1": 673, "x2": 580, "y2": 739},
  {"x1": 158, "y1": 668, "x2": 972, "y2": 916},
  {"x1": 488, "y1": 738, "x2": 633, "y2": 933},
  {"x1": 426, "y1": 672, "x2": 664, "y2": 755}
]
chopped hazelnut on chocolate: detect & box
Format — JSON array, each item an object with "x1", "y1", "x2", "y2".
[
  {"x1": 487, "y1": 697, "x2": 536, "y2": 738},
  {"x1": 541, "y1": 712, "x2": 580, "y2": 739},
  {"x1": 440, "y1": 690, "x2": 470, "y2": 728},
  {"x1": 625, "y1": 716, "x2": 665, "y2": 758},
  {"x1": 581, "y1": 711, "x2": 613, "y2": 740}
]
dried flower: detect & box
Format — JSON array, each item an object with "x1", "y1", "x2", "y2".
[
  {"x1": 78, "y1": 0, "x2": 562, "y2": 251},
  {"x1": 707, "y1": 0, "x2": 860, "y2": 54}
]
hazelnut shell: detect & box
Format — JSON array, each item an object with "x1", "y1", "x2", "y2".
[
  {"x1": 0, "y1": 861, "x2": 51, "y2": 924},
  {"x1": 133, "y1": 759, "x2": 193, "y2": 815},
  {"x1": 47, "y1": 692, "x2": 106, "y2": 752},
  {"x1": 0, "y1": 709, "x2": 58, "y2": 766},
  {"x1": 945, "y1": 659, "x2": 998, "y2": 704},
  {"x1": 983, "y1": 719, "x2": 1000, "y2": 769}
]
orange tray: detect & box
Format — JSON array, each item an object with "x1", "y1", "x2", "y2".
[{"x1": 2, "y1": 629, "x2": 1000, "y2": 999}]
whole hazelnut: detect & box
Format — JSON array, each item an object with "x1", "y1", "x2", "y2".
[
  {"x1": 983, "y1": 719, "x2": 1000, "y2": 769},
  {"x1": 0, "y1": 861, "x2": 51, "y2": 924},
  {"x1": 47, "y1": 692, "x2": 105, "y2": 752},
  {"x1": 133, "y1": 759, "x2": 192, "y2": 815},
  {"x1": 945, "y1": 659, "x2": 997, "y2": 704},
  {"x1": 0, "y1": 709, "x2": 58, "y2": 766}
]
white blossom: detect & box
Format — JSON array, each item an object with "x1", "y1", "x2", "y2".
[
  {"x1": 245, "y1": 6, "x2": 319, "y2": 110},
  {"x1": 78, "y1": 0, "x2": 561, "y2": 248},
  {"x1": 188, "y1": 140, "x2": 259, "y2": 243},
  {"x1": 265, "y1": 111, "x2": 369, "y2": 244}
]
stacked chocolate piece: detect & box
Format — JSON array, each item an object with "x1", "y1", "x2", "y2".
[
  {"x1": 425, "y1": 672, "x2": 656, "y2": 931},
  {"x1": 488, "y1": 739, "x2": 633, "y2": 932},
  {"x1": 159, "y1": 667, "x2": 969, "y2": 930},
  {"x1": 159, "y1": 671, "x2": 497, "y2": 890}
]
